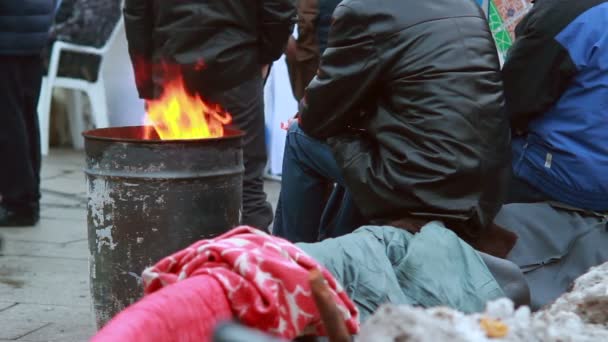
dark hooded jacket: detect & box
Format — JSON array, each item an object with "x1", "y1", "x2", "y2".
[
  {"x1": 0, "y1": 0, "x2": 54, "y2": 55},
  {"x1": 124, "y1": 0, "x2": 296, "y2": 99},
  {"x1": 299, "y1": 0, "x2": 511, "y2": 238}
]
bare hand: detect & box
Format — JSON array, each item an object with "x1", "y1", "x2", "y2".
[{"x1": 280, "y1": 114, "x2": 300, "y2": 131}]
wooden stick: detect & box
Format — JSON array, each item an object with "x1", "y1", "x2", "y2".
[{"x1": 309, "y1": 270, "x2": 351, "y2": 342}]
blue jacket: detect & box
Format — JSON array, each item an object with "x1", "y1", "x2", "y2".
[
  {"x1": 503, "y1": 0, "x2": 608, "y2": 211},
  {"x1": 0, "y1": 0, "x2": 54, "y2": 55}
]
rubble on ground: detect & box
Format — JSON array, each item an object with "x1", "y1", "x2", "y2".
[{"x1": 358, "y1": 262, "x2": 608, "y2": 342}]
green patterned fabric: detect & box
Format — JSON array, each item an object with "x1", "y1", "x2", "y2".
[
  {"x1": 485, "y1": 0, "x2": 533, "y2": 63},
  {"x1": 489, "y1": 1, "x2": 514, "y2": 60}
]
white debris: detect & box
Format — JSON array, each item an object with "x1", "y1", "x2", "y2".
[{"x1": 358, "y1": 262, "x2": 608, "y2": 342}]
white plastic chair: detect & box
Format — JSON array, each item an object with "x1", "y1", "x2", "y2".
[{"x1": 38, "y1": 16, "x2": 124, "y2": 155}]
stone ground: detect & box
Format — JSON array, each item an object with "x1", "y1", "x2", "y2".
[{"x1": 0, "y1": 149, "x2": 281, "y2": 341}]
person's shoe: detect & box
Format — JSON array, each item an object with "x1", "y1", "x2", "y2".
[{"x1": 0, "y1": 204, "x2": 39, "y2": 227}]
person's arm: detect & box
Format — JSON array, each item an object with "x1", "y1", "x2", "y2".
[
  {"x1": 294, "y1": 0, "x2": 320, "y2": 62},
  {"x1": 123, "y1": 0, "x2": 155, "y2": 99},
  {"x1": 502, "y1": 10, "x2": 577, "y2": 132},
  {"x1": 299, "y1": 4, "x2": 380, "y2": 140},
  {"x1": 258, "y1": 0, "x2": 297, "y2": 65}
]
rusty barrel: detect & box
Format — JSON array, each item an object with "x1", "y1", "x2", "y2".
[{"x1": 83, "y1": 126, "x2": 243, "y2": 328}]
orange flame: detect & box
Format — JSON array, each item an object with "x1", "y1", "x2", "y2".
[{"x1": 145, "y1": 76, "x2": 232, "y2": 140}]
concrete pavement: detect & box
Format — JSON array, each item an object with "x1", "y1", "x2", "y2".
[{"x1": 0, "y1": 149, "x2": 281, "y2": 341}]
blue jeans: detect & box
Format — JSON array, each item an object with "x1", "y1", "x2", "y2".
[{"x1": 273, "y1": 124, "x2": 365, "y2": 242}]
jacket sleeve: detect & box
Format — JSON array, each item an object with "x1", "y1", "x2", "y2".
[
  {"x1": 502, "y1": 12, "x2": 577, "y2": 132},
  {"x1": 123, "y1": 0, "x2": 155, "y2": 99},
  {"x1": 258, "y1": 0, "x2": 297, "y2": 65},
  {"x1": 299, "y1": 4, "x2": 380, "y2": 140},
  {"x1": 294, "y1": 0, "x2": 320, "y2": 62}
]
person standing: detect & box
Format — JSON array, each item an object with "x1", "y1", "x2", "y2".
[
  {"x1": 0, "y1": 1, "x2": 55, "y2": 226},
  {"x1": 124, "y1": 0, "x2": 296, "y2": 230}
]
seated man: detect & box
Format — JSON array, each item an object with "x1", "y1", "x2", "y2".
[
  {"x1": 273, "y1": 0, "x2": 514, "y2": 256},
  {"x1": 502, "y1": 0, "x2": 608, "y2": 212},
  {"x1": 498, "y1": 0, "x2": 608, "y2": 309}
]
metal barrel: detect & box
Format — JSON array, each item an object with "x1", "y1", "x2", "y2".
[{"x1": 83, "y1": 126, "x2": 243, "y2": 328}]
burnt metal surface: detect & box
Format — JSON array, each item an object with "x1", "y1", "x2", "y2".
[{"x1": 84, "y1": 126, "x2": 243, "y2": 328}]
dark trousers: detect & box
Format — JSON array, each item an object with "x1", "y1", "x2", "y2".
[
  {"x1": 505, "y1": 176, "x2": 550, "y2": 204},
  {"x1": 0, "y1": 56, "x2": 43, "y2": 208},
  {"x1": 273, "y1": 124, "x2": 366, "y2": 242},
  {"x1": 206, "y1": 74, "x2": 273, "y2": 229}
]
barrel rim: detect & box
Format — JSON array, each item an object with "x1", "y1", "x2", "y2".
[{"x1": 82, "y1": 125, "x2": 244, "y2": 144}]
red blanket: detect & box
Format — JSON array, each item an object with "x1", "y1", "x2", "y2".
[
  {"x1": 142, "y1": 226, "x2": 359, "y2": 338},
  {"x1": 91, "y1": 275, "x2": 232, "y2": 342}
]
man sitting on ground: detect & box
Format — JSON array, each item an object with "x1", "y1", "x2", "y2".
[
  {"x1": 496, "y1": 0, "x2": 608, "y2": 309},
  {"x1": 273, "y1": 0, "x2": 514, "y2": 256},
  {"x1": 502, "y1": 0, "x2": 608, "y2": 212}
]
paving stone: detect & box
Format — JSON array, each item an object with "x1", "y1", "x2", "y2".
[
  {"x1": 0, "y1": 303, "x2": 93, "y2": 341},
  {"x1": 0, "y1": 302, "x2": 17, "y2": 312},
  {"x1": 2, "y1": 239, "x2": 88, "y2": 261},
  {"x1": 0, "y1": 217, "x2": 86, "y2": 244},
  {"x1": 40, "y1": 175, "x2": 86, "y2": 197},
  {"x1": 41, "y1": 207, "x2": 87, "y2": 222},
  {"x1": 42, "y1": 149, "x2": 85, "y2": 169},
  {"x1": 40, "y1": 165, "x2": 67, "y2": 181},
  {"x1": 40, "y1": 191, "x2": 84, "y2": 208},
  {"x1": 17, "y1": 323, "x2": 96, "y2": 342},
  {"x1": 0, "y1": 256, "x2": 90, "y2": 307}
]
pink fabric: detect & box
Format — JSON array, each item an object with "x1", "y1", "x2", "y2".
[
  {"x1": 91, "y1": 275, "x2": 232, "y2": 342},
  {"x1": 142, "y1": 226, "x2": 359, "y2": 338}
]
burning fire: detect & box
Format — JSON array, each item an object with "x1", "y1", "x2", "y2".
[{"x1": 144, "y1": 76, "x2": 232, "y2": 140}]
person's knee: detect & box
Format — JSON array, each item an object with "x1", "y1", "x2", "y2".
[
  {"x1": 480, "y1": 252, "x2": 531, "y2": 308},
  {"x1": 285, "y1": 122, "x2": 308, "y2": 155}
]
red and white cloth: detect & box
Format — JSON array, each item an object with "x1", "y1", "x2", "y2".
[
  {"x1": 92, "y1": 275, "x2": 233, "y2": 342},
  {"x1": 142, "y1": 226, "x2": 360, "y2": 339}
]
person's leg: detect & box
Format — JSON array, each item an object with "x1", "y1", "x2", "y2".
[
  {"x1": 273, "y1": 124, "x2": 350, "y2": 242},
  {"x1": 319, "y1": 187, "x2": 367, "y2": 239},
  {"x1": 22, "y1": 56, "x2": 43, "y2": 207},
  {"x1": 212, "y1": 75, "x2": 273, "y2": 230},
  {"x1": 0, "y1": 56, "x2": 41, "y2": 226}
]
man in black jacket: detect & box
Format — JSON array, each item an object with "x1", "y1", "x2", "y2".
[
  {"x1": 274, "y1": 0, "x2": 513, "y2": 255},
  {"x1": 0, "y1": 1, "x2": 54, "y2": 226},
  {"x1": 124, "y1": 0, "x2": 296, "y2": 230}
]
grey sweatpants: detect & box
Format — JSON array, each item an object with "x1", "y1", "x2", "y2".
[{"x1": 495, "y1": 203, "x2": 608, "y2": 310}]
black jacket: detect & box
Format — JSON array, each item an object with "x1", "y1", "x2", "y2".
[
  {"x1": 300, "y1": 0, "x2": 511, "y2": 236},
  {"x1": 0, "y1": 0, "x2": 54, "y2": 55},
  {"x1": 124, "y1": 0, "x2": 296, "y2": 99}
]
